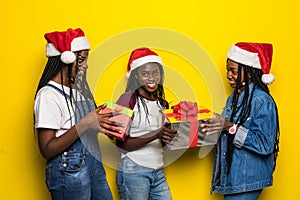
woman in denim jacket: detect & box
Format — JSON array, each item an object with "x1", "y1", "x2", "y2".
[{"x1": 201, "y1": 42, "x2": 280, "y2": 200}]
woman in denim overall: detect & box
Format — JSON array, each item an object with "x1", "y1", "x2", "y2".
[
  {"x1": 201, "y1": 42, "x2": 280, "y2": 200},
  {"x1": 34, "y1": 28, "x2": 122, "y2": 200}
]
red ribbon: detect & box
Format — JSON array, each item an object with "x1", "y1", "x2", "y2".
[{"x1": 165, "y1": 101, "x2": 211, "y2": 147}]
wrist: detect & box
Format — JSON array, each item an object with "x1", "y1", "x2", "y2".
[{"x1": 75, "y1": 119, "x2": 89, "y2": 135}]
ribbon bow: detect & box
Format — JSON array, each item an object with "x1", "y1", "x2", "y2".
[{"x1": 172, "y1": 101, "x2": 198, "y2": 120}]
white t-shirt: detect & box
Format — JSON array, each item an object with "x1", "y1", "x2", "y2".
[
  {"x1": 118, "y1": 93, "x2": 166, "y2": 169},
  {"x1": 34, "y1": 81, "x2": 76, "y2": 137}
]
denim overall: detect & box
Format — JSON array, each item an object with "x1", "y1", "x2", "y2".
[{"x1": 45, "y1": 84, "x2": 113, "y2": 200}]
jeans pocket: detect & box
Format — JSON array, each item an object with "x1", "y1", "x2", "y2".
[
  {"x1": 45, "y1": 160, "x2": 61, "y2": 191},
  {"x1": 63, "y1": 153, "x2": 84, "y2": 173},
  {"x1": 120, "y1": 157, "x2": 140, "y2": 172}
]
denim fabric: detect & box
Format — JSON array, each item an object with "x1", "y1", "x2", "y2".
[
  {"x1": 116, "y1": 156, "x2": 172, "y2": 200},
  {"x1": 46, "y1": 141, "x2": 112, "y2": 200},
  {"x1": 224, "y1": 189, "x2": 262, "y2": 200},
  {"x1": 211, "y1": 83, "x2": 277, "y2": 194},
  {"x1": 43, "y1": 92, "x2": 112, "y2": 200}
]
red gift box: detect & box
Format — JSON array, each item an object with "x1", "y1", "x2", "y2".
[
  {"x1": 163, "y1": 101, "x2": 212, "y2": 149},
  {"x1": 100, "y1": 101, "x2": 133, "y2": 141}
]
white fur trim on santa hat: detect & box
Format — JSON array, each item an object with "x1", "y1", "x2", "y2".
[
  {"x1": 262, "y1": 73, "x2": 275, "y2": 85},
  {"x1": 46, "y1": 43, "x2": 61, "y2": 57},
  {"x1": 71, "y1": 37, "x2": 90, "y2": 52},
  {"x1": 46, "y1": 37, "x2": 90, "y2": 58},
  {"x1": 127, "y1": 55, "x2": 163, "y2": 77},
  {"x1": 61, "y1": 51, "x2": 76, "y2": 64},
  {"x1": 227, "y1": 44, "x2": 261, "y2": 70}
]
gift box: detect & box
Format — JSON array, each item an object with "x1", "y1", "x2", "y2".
[
  {"x1": 162, "y1": 101, "x2": 218, "y2": 150},
  {"x1": 100, "y1": 100, "x2": 133, "y2": 141}
]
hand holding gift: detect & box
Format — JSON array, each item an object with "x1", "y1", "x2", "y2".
[
  {"x1": 100, "y1": 100, "x2": 134, "y2": 141},
  {"x1": 157, "y1": 122, "x2": 178, "y2": 145},
  {"x1": 163, "y1": 101, "x2": 217, "y2": 150},
  {"x1": 200, "y1": 112, "x2": 226, "y2": 135}
]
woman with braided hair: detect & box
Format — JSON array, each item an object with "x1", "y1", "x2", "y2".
[
  {"x1": 34, "y1": 28, "x2": 122, "y2": 200},
  {"x1": 201, "y1": 42, "x2": 280, "y2": 200},
  {"x1": 115, "y1": 47, "x2": 177, "y2": 200}
]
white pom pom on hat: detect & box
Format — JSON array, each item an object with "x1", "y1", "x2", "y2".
[
  {"x1": 60, "y1": 51, "x2": 76, "y2": 64},
  {"x1": 44, "y1": 28, "x2": 90, "y2": 64},
  {"x1": 262, "y1": 73, "x2": 275, "y2": 85},
  {"x1": 226, "y1": 42, "x2": 275, "y2": 84}
]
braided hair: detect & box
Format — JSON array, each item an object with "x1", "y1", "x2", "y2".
[
  {"x1": 125, "y1": 63, "x2": 168, "y2": 124},
  {"x1": 226, "y1": 61, "x2": 280, "y2": 173},
  {"x1": 34, "y1": 52, "x2": 96, "y2": 126}
]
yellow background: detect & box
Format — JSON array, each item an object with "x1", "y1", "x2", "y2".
[{"x1": 0, "y1": 0, "x2": 298, "y2": 199}]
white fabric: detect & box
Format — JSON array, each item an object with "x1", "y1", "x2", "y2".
[
  {"x1": 34, "y1": 81, "x2": 76, "y2": 137},
  {"x1": 60, "y1": 51, "x2": 76, "y2": 64},
  {"x1": 45, "y1": 36, "x2": 90, "y2": 57},
  {"x1": 227, "y1": 44, "x2": 261, "y2": 70},
  {"x1": 123, "y1": 98, "x2": 165, "y2": 169},
  {"x1": 71, "y1": 36, "x2": 90, "y2": 52},
  {"x1": 127, "y1": 55, "x2": 163, "y2": 77},
  {"x1": 46, "y1": 43, "x2": 61, "y2": 57},
  {"x1": 261, "y1": 73, "x2": 275, "y2": 84}
]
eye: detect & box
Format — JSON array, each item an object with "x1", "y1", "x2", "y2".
[
  {"x1": 231, "y1": 69, "x2": 238, "y2": 75},
  {"x1": 141, "y1": 72, "x2": 149, "y2": 77},
  {"x1": 153, "y1": 71, "x2": 159, "y2": 76},
  {"x1": 227, "y1": 67, "x2": 238, "y2": 75}
]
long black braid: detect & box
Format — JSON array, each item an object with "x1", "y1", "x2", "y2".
[
  {"x1": 34, "y1": 56, "x2": 73, "y2": 127},
  {"x1": 226, "y1": 62, "x2": 280, "y2": 173},
  {"x1": 34, "y1": 52, "x2": 96, "y2": 127},
  {"x1": 73, "y1": 52, "x2": 96, "y2": 121},
  {"x1": 35, "y1": 56, "x2": 62, "y2": 97},
  {"x1": 125, "y1": 63, "x2": 168, "y2": 124}
]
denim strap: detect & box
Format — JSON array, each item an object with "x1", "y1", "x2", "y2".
[{"x1": 46, "y1": 83, "x2": 70, "y2": 99}]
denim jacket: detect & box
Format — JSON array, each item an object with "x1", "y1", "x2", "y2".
[{"x1": 211, "y1": 83, "x2": 277, "y2": 194}]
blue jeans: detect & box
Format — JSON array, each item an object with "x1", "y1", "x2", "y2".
[
  {"x1": 116, "y1": 156, "x2": 172, "y2": 200},
  {"x1": 224, "y1": 189, "x2": 263, "y2": 200},
  {"x1": 45, "y1": 140, "x2": 113, "y2": 200}
]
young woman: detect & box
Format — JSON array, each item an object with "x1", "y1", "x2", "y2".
[
  {"x1": 34, "y1": 28, "x2": 121, "y2": 200},
  {"x1": 201, "y1": 42, "x2": 280, "y2": 200},
  {"x1": 115, "y1": 47, "x2": 177, "y2": 200}
]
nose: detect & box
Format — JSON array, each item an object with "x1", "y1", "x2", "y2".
[
  {"x1": 227, "y1": 70, "x2": 232, "y2": 79},
  {"x1": 148, "y1": 73, "x2": 154, "y2": 80},
  {"x1": 82, "y1": 63, "x2": 88, "y2": 69}
]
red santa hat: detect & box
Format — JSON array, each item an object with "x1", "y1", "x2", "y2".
[
  {"x1": 226, "y1": 42, "x2": 274, "y2": 84},
  {"x1": 44, "y1": 28, "x2": 90, "y2": 64},
  {"x1": 127, "y1": 47, "x2": 163, "y2": 77}
]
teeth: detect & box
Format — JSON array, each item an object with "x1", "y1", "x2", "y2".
[{"x1": 148, "y1": 83, "x2": 155, "y2": 88}]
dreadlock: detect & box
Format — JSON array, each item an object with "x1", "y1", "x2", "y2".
[
  {"x1": 226, "y1": 62, "x2": 280, "y2": 173},
  {"x1": 125, "y1": 63, "x2": 167, "y2": 124}
]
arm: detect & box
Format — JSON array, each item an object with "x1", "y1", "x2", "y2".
[
  {"x1": 233, "y1": 100, "x2": 277, "y2": 155},
  {"x1": 201, "y1": 98, "x2": 277, "y2": 155},
  {"x1": 38, "y1": 105, "x2": 123, "y2": 159}
]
